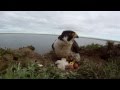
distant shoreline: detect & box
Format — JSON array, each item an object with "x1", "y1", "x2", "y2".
[{"x1": 0, "y1": 33, "x2": 120, "y2": 43}]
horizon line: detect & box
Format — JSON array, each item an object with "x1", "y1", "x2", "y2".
[{"x1": 0, "y1": 32, "x2": 120, "y2": 43}]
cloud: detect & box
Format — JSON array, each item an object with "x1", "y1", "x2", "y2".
[{"x1": 0, "y1": 11, "x2": 120, "y2": 41}]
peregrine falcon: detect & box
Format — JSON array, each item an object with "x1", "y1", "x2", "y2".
[{"x1": 52, "y1": 30, "x2": 80, "y2": 62}]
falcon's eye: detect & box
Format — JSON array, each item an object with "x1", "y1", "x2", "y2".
[{"x1": 72, "y1": 32, "x2": 75, "y2": 36}]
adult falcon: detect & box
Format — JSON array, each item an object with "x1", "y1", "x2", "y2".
[{"x1": 52, "y1": 30, "x2": 80, "y2": 62}]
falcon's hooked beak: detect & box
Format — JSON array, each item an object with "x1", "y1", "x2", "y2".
[
  {"x1": 76, "y1": 35, "x2": 79, "y2": 38},
  {"x1": 75, "y1": 33, "x2": 79, "y2": 38},
  {"x1": 72, "y1": 32, "x2": 79, "y2": 38}
]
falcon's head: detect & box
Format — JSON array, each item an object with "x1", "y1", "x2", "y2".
[{"x1": 58, "y1": 30, "x2": 79, "y2": 42}]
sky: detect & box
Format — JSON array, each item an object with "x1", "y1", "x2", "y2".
[{"x1": 0, "y1": 11, "x2": 120, "y2": 41}]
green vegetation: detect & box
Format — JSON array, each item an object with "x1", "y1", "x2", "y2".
[
  {"x1": 0, "y1": 41, "x2": 120, "y2": 79},
  {"x1": 1, "y1": 57, "x2": 120, "y2": 79}
]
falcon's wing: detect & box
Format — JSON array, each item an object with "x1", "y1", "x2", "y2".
[
  {"x1": 52, "y1": 43, "x2": 55, "y2": 51},
  {"x1": 71, "y1": 40, "x2": 80, "y2": 53}
]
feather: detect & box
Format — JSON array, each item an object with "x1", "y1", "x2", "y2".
[{"x1": 71, "y1": 40, "x2": 80, "y2": 53}]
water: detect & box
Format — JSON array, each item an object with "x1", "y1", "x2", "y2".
[{"x1": 0, "y1": 34, "x2": 108, "y2": 54}]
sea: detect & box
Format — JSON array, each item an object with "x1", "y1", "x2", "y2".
[{"x1": 0, "y1": 33, "x2": 119, "y2": 54}]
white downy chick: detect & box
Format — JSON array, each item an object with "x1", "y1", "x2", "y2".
[{"x1": 55, "y1": 58, "x2": 69, "y2": 70}]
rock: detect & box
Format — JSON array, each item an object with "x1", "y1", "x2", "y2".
[{"x1": 38, "y1": 64, "x2": 43, "y2": 67}]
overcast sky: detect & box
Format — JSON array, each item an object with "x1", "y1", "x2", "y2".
[{"x1": 0, "y1": 11, "x2": 120, "y2": 41}]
